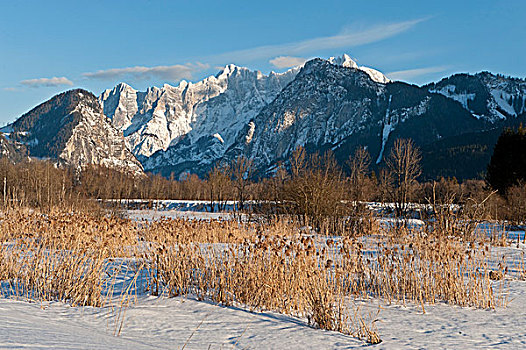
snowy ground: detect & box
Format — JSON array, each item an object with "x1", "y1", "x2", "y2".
[
  {"x1": 2, "y1": 280, "x2": 525, "y2": 349},
  {"x1": 2, "y1": 208, "x2": 526, "y2": 349},
  {"x1": 366, "y1": 280, "x2": 526, "y2": 349},
  {"x1": 126, "y1": 209, "x2": 236, "y2": 221},
  {"x1": 0, "y1": 296, "x2": 362, "y2": 349}
]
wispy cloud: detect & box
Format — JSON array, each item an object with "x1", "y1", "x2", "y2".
[
  {"x1": 55, "y1": 19, "x2": 424, "y2": 86},
  {"x1": 387, "y1": 66, "x2": 450, "y2": 81},
  {"x1": 269, "y1": 56, "x2": 307, "y2": 69},
  {"x1": 3, "y1": 87, "x2": 20, "y2": 92},
  {"x1": 83, "y1": 63, "x2": 209, "y2": 81},
  {"x1": 210, "y1": 18, "x2": 426, "y2": 64},
  {"x1": 20, "y1": 77, "x2": 74, "y2": 88}
]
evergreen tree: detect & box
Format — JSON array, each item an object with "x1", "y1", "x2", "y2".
[{"x1": 487, "y1": 125, "x2": 526, "y2": 194}]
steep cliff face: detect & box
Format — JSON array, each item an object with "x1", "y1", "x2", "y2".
[
  {"x1": 0, "y1": 133, "x2": 27, "y2": 163},
  {"x1": 100, "y1": 65, "x2": 299, "y2": 160},
  {"x1": 1, "y1": 89, "x2": 143, "y2": 175}
]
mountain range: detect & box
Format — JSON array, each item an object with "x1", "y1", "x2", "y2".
[{"x1": 2, "y1": 54, "x2": 525, "y2": 180}]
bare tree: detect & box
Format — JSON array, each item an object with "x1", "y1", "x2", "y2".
[
  {"x1": 347, "y1": 147, "x2": 371, "y2": 201},
  {"x1": 385, "y1": 138, "x2": 422, "y2": 217},
  {"x1": 206, "y1": 163, "x2": 232, "y2": 212},
  {"x1": 281, "y1": 149, "x2": 347, "y2": 233},
  {"x1": 230, "y1": 156, "x2": 253, "y2": 211},
  {"x1": 290, "y1": 145, "x2": 307, "y2": 178}
]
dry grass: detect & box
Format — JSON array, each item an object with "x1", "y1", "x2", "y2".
[{"x1": 0, "y1": 207, "x2": 514, "y2": 343}]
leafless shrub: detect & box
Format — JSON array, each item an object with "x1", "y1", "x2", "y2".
[
  {"x1": 206, "y1": 163, "x2": 232, "y2": 212},
  {"x1": 385, "y1": 139, "x2": 422, "y2": 217}
]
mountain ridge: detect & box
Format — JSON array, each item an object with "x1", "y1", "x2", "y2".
[
  {"x1": 2, "y1": 54, "x2": 526, "y2": 180},
  {"x1": 99, "y1": 64, "x2": 300, "y2": 161},
  {"x1": 218, "y1": 59, "x2": 487, "y2": 178}
]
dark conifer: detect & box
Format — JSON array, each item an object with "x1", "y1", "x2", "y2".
[{"x1": 487, "y1": 125, "x2": 526, "y2": 194}]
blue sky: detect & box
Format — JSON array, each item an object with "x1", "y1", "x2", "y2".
[{"x1": 1, "y1": 0, "x2": 525, "y2": 124}]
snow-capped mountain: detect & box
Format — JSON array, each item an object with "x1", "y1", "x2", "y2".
[
  {"x1": 125, "y1": 55, "x2": 526, "y2": 179},
  {"x1": 0, "y1": 89, "x2": 143, "y2": 175},
  {"x1": 4, "y1": 54, "x2": 525, "y2": 180},
  {"x1": 99, "y1": 54, "x2": 389, "y2": 165},
  {"x1": 328, "y1": 54, "x2": 391, "y2": 84},
  {"x1": 100, "y1": 65, "x2": 300, "y2": 160},
  {"x1": 101, "y1": 54, "x2": 390, "y2": 176},
  {"x1": 220, "y1": 58, "x2": 483, "y2": 177}
]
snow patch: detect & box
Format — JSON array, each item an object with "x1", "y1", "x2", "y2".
[
  {"x1": 213, "y1": 133, "x2": 224, "y2": 144},
  {"x1": 490, "y1": 88, "x2": 517, "y2": 116},
  {"x1": 431, "y1": 85, "x2": 475, "y2": 110},
  {"x1": 245, "y1": 121, "x2": 255, "y2": 144},
  {"x1": 359, "y1": 66, "x2": 391, "y2": 84},
  {"x1": 376, "y1": 95, "x2": 393, "y2": 164},
  {"x1": 328, "y1": 54, "x2": 358, "y2": 68}
]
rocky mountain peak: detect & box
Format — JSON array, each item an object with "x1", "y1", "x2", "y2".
[
  {"x1": 101, "y1": 63, "x2": 299, "y2": 161},
  {"x1": 2, "y1": 89, "x2": 143, "y2": 175},
  {"x1": 8, "y1": 54, "x2": 516, "y2": 181},
  {"x1": 328, "y1": 54, "x2": 391, "y2": 84},
  {"x1": 329, "y1": 53, "x2": 358, "y2": 68}
]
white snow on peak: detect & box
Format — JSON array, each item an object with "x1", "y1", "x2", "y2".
[
  {"x1": 432, "y1": 74, "x2": 526, "y2": 122},
  {"x1": 217, "y1": 64, "x2": 247, "y2": 77},
  {"x1": 100, "y1": 64, "x2": 299, "y2": 160},
  {"x1": 329, "y1": 54, "x2": 391, "y2": 84},
  {"x1": 328, "y1": 54, "x2": 358, "y2": 68},
  {"x1": 116, "y1": 82, "x2": 133, "y2": 90},
  {"x1": 178, "y1": 80, "x2": 189, "y2": 89},
  {"x1": 270, "y1": 65, "x2": 303, "y2": 77},
  {"x1": 359, "y1": 66, "x2": 391, "y2": 84}
]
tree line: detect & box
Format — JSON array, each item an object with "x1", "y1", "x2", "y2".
[{"x1": 0, "y1": 134, "x2": 524, "y2": 224}]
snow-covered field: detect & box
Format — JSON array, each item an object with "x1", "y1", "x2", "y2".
[
  {"x1": 127, "y1": 209, "x2": 236, "y2": 222},
  {"x1": 2, "y1": 207, "x2": 526, "y2": 349},
  {"x1": 2, "y1": 280, "x2": 525, "y2": 349}
]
